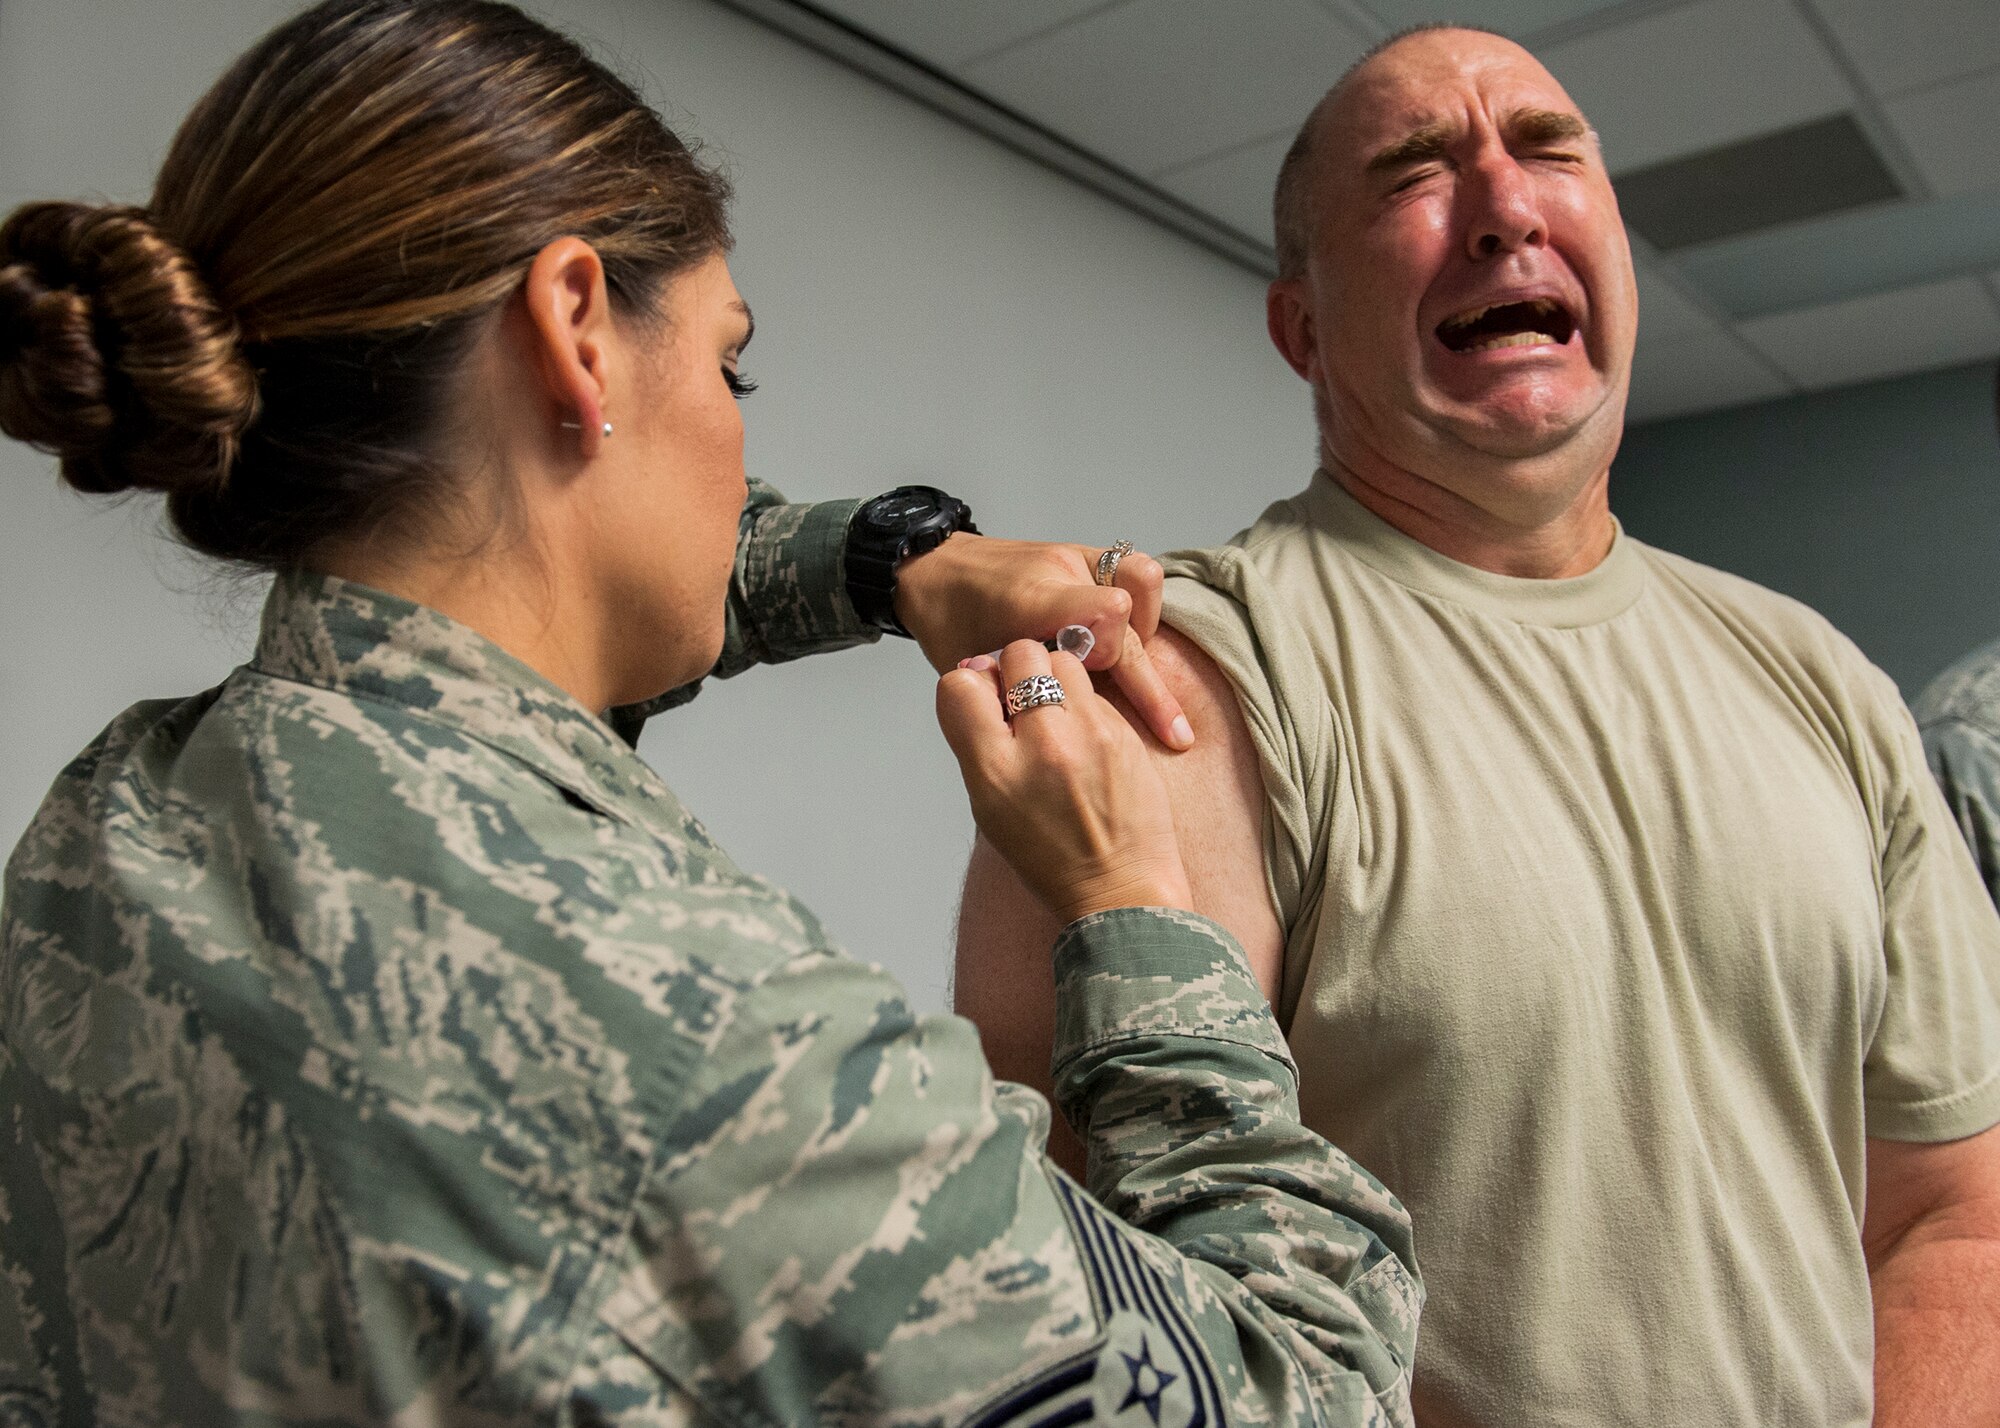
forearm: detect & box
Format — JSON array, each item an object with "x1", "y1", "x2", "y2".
[
  {"x1": 638, "y1": 910, "x2": 1418, "y2": 1426},
  {"x1": 1871, "y1": 1227, "x2": 2000, "y2": 1427},
  {"x1": 610, "y1": 480, "x2": 873, "y2": 734},
  {"x1": 1053, "y1": 908, "x2": 1420, "y2": 1412}
]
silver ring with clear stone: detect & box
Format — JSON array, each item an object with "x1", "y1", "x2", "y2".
[
  {"x1": 1095, "y1": 540, "x2": 1135, "y2": 587},
  {"x1": 1004, "y1": 674, "x2": 1067, "y2": 717}
]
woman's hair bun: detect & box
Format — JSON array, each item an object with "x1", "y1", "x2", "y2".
[{"x1": 0, "y1": 201, "x2": 257, "y2": 497}]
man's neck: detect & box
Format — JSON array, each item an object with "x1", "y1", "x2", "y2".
[{"x1": 1325, "y1": 452, "x2": 1616, "y2": 580}]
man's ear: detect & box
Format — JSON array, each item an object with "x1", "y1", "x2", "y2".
[
  {"x1": 521, "y1": 237, "x2": 615, "y2": 460},
  {"x1": 1266, "y1": 277, "x2": 1318, "y2": 383}
]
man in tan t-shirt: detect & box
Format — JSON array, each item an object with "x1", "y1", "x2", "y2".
[{"x1": 955, "y1": 25, "x2": 2000, "y2": 1428}]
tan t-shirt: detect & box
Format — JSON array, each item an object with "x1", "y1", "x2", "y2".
[{"x1": 1162, "y1": 471, "x2": 2000, "y2": 1428}]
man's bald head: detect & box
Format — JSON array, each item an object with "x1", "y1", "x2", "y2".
[{"x1": 1273, "y1": 23, "x2": 1509, "y2": 279}]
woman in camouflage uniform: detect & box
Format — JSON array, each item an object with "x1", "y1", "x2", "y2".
[{"x1": 0, "y1": 2, "x2": 1420, "y2": 1424}]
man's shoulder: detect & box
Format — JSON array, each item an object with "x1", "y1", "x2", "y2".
[
  {"x1": 1913, "y1": 638, "x2": 2000, "y2": 736},
  {"x1": 1635, "y1": 542, "x2": 1887, "y2": 683},
  {"x1": 1637, "y1": 541, "x2": 1834, "y2": 628}
]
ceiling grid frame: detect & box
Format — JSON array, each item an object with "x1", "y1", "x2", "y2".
[
  {"x1": 716, "y1": 0, "x2": 2000, "y2": 422},
  {"x1": 951, "y1": 0, "x2": 1136, "y2": 72},
  {"x1": 1791, "y1": 0, "x2": 1935, "y2": 202}
]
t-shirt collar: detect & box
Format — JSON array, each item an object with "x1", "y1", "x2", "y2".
[{"x1": 1305, "y1": 468, "x2": 1646, "y2": 628}]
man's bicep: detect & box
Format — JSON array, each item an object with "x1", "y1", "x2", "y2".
[
  {"x1": 1113, "y1": 626, "x2": 1285, "y2": 999},
  {"x1": 952, "y1": 627, "x2": 1284, "y2": 1134},
  {"x1": 1863, "y1": 1125, "x2": 2000, "y2": 1269}
]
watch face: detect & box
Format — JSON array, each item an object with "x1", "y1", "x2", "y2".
[{"x1": 872, "y1": 490, "x2": 939, "y2": 527}]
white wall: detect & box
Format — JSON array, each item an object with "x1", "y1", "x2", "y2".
[{"x1": 0, "y1": 0, "x2": 1313, "y2": 1008}]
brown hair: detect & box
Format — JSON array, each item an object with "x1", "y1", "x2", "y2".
[
  {"x1": 1273, "y1": 23, "x2": 1508, "y2": 280},
  {"x1": 0, "y1": 0, "x2": 731, "y2": 567}
]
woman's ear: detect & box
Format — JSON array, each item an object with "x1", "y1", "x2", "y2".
[{"x1": 522, "y1": 237, "x2": 615, "y2": 460}]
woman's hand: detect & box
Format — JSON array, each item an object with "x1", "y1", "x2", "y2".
[
  {"x1": 896, "y1": 534, "x2": 1193, "y2": 751},
  {"x1": 936, "y1": 639, "x2": 1193, "y2": 927}
]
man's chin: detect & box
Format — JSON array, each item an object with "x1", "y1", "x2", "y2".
[{"x1": 1431, "y1": 384, "x2": 1618, "y2": 462}]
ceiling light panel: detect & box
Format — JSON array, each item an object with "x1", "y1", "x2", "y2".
[
  {"x1": 1736, "y1": 276, "x2": 2000, "y2": 392},
  {"x1": 1615, "y1": 113, "x2": 1900, "y2": 252},
  {"x1": 1541, "y1": 0, "x2": 1852, "y2": 174},
  {"x1": 1680, "y1": 187, "x2": 2000, "y2": 319},
  {"x1": 807, "y1": 0, "x2": 1119, "y2": 70},
  {"x1": 961, "y1": 0, "x2": 1371, "y2": 177},
  {"x1": 1805, "y1": 0, "x2": 2000, "y2": 98},
  {"x1": 1884, "y1": 67, "x2": 2000, "y2": 197}
]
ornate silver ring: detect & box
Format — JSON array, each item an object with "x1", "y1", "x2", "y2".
[
  {"x1": 1004, "y1": 674, "x2": 1067, "y2": 717},
  {"x1": 1095, "y1": 539, "x2": 1135, "y2": 587}
]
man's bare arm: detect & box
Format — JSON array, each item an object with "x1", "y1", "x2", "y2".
[
  {"x1": 1865, "y1": 1123, "x2": 2000, "y2": 1427},
  {"x1": 954, "y1": 625, "x2": 1285, "y2": 1178}
]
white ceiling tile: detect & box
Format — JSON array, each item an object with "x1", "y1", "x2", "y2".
[
  {"x1": 809, "y1": 0, "x2": 1118, "y2": 69},
  {"x1": 1540, "y1": 0, "x2": 1853, "y2": 175},
  {"x1": 962, "y1": 0, "x2": 1371, "y2": 176},
  {"x1": 1625, "y1": 325, "x2": 1790, "y2": 423},
  {"x1": 1353, "y1": 0, "x2": 1629, "y2": 40},
  {"x1": 1883, "y1": 67, "x2": 2000, "y2": 197},
  {"x1": 1156, "y1": 133, "x2": 1291, "y2": 244},
  {"x1": 1736, "y1": 277, "x2": 2000, "y2": 392},
  {"x1": 1806, "y1": 0, "x2": 2000, "y2": 98},
  {"x1": 1633, "y1": 254, "x2": 1725, "y2": 344}
]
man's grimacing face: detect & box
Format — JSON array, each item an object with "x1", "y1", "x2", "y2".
[{"x1": 1300, "y1": 29, "x2": 1638, "y2": 472}]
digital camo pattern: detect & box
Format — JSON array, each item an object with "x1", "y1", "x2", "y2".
[
  {"x1": 1916, "y1": 636, "x2": 2000, "y2": 909},
  {"x1": 2, "y1": 559, "x2": 1418, "y2": 1425}
]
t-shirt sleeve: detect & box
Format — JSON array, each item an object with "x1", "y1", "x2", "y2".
[
  {"x1": 1863, "y1": 675, "x2": 2000, "y2": 1142},
  {"x1": 1159, "y1": 552, "x2": 1341, "y2": 1027}
]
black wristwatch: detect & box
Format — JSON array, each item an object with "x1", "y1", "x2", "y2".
[{"x1": 845, "y1": 485, "x2": 979, "y2": 637}]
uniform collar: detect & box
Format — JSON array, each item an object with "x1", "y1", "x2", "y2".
[{"x1": 251, "y1": 570, "x2": 674, "y2": 826}]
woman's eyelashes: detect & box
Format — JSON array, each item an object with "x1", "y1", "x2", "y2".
[{"x1": 723, "y1": 367, "x2": 758, "y2": 399}]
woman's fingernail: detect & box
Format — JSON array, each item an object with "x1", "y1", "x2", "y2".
[
  {"x1": 1170, "y1": 715, "x2": 1194, "y2": 748},
  {"x1": 964, "y1": 654, "x2": 995, "y2": 673}
]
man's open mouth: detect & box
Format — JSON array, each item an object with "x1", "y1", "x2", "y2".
[{"x1": 1436, "y1": 298, "x2": 1577, "y2": 354}]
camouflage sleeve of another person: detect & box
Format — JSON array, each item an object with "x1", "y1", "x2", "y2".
[
  {"x1": 586, "y1": 907, "x2": 1420, "y2": 1427},
  {"x1": 611, "y1": 479, "x2": 876, "y2": 732},
  {"x1": 1922, "y1": 716, "x2": 2000, "y2": 908}
]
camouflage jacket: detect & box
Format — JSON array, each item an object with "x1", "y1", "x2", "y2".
[
  {"x1": 0, "y1": 483, "x2": 1420, "y2": 1427},
  {"x1": 1916, "y1": 636, "x2": 2000, "y2": 908}
]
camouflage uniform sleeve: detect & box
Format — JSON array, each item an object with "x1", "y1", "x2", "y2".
[
  {"x1": 1922, "y1": 715, "x2": 2000, "y2": 909},
  {"x1": 587, "y1": 907, "x2": 1420, "y2": 1427},
  {"x1": 610, "y1": 479, "x2": 878, "y2": 735}
]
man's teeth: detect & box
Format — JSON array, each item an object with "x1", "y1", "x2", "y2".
[{"x1": 1468, "y1": 331, "x2": 1558, "y2": 352}]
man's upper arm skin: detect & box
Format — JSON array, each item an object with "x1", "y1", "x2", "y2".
[
  {"x1": 954, "y1": 626, "x2": 1285, "y2": 1176},
  {"x1": 1863, "y1": 1125, "x2": 2000, "y2": 1270},
  {"x1": 1863, "y1": 1125, "x2": 2000, "y2": 1428}
]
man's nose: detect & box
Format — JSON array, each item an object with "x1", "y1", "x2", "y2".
[{"x1": 1466, "y1": 160, "x2": 1546, "y2": 259}]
